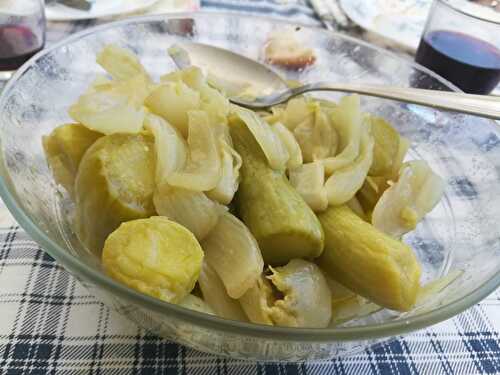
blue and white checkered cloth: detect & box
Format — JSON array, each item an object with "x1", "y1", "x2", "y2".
[{"x1": 0, "y1": 0, "x2": 499, "y2": 373}]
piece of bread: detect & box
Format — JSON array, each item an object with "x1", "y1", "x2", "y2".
[{"x1": 264, "y1": 30, "x2": 316, "y2": 70}]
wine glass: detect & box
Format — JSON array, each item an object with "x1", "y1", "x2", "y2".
[
  {"x1": 415, "y1": 0, "x2": 500, "y2": 95},
  {"x1": 0, "y1": 0, "x2": 46, "y2": 81}
]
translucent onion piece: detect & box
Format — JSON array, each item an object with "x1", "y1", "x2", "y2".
[
  {"x1": 239, "y1": 276, "x2": 275, "y2": 325},
  {"x1": 96, "y1": 44, "x2": 149, "y2": 81},
  {"x1": 322, "y1": 95, "x2": 363, "y2": 174},
  {"x1": 415, "y1": 270, "x2": 463, "y2": 306},
  {"x1": 231, "y1": 105, "x2": 288, "y2": 170},
  {"x1": 372, "y1": 160, "x2": 445, "y2": 238},
  {"x1": 206, "y1": 139, "x2": 242, "y2": 205},
  {"x1": 389, "y1": 136, "x2": 410, "y2": 181},
  {"x1": 143, "y1": 113, "x2": 187, "y2": 189},
  {"x1": 325, "y1": 131, "x2": 374, "y2": 205},
  {"x1": 325, "y1": 277, "x2": 380, "y2": 326},
  {"x1": 178, "y1": 294, "x2": 215, "y2": 315},
  {"x1": 198, "y1": 262, "x2": 249, "y2": 321},
  {"x1": 272, "y1": 122, "x2": 303, "y2": 169},
  {"x1": 291, "y1": 103, "x2": 337, "y2": 163},
  {"x1": 240, "y1": 260, "x2": 333, "y2": 327},
  {"x1": 163, "y1": 67, "x2": 230, "y2": 127},
  {"x1": 69, "y1": 75, "x2": 151, "y2": 135},
  {"x1": 211, "y1": 121, "x2": 232, "y2": 146},
  {"x1": 325, "y1": 275, "x2": 355, "y2": 300},
  {"x1": 87, "y1": 75, "x2": 112, "y2": 94},
  {"x1": 280, "y1": 97, "x2": 315, "y2": 130},
  {"x1": 153, "y1": 186, "x2": 222, "y2": 241},
  {"x1": 330, "y1": 296, "x2": 381, "y2": 326},
  {"x1": 199, "y1": 85, "x2": 230, "y2": 126},
  {"x1": 293, "y1": 115, "x2": 315, "y2": 163},
  {"x1": 202, "y1": 212, "x2": 264, "y2": 299},
  {"x1": 267, "y1": 259, "x2": 332, "y2": 328},
  {"x1": 288, "y1": 161, "x2": 328, "y2": 212},
  {"x1": 261, "y1": 108, "x2": 283, "y2": 127},
  {"x1": 168, "y1": 111, "x2": 222, "y2": 191},
  {"x1": 145, "y1": 81, "x2": 201, "y2": 138},
  {"x1": 161, "y1": 66, "x2": 205, "y2": 90},
  {"x1": 312, "y1": 106, "x2": 337, "y2": 161}
]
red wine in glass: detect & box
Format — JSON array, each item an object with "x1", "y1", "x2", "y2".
[
  {"x1": 0, "y1": 0, "x2": 45, "y2": 76},
  {"x1": 0, "y1": 24, "x2": 44, "y2": 71},
  {"x1": 415, "y1": 30, "x2": 500, "y2": 94}
]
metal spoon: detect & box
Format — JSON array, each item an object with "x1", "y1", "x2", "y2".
[{"x1": 169, "y1": 42, "x2": 500, "y2": 120}]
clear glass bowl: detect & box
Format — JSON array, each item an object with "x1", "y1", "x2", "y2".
[{"x1": 0, "y1": 13, "x2": 499, "y2": 361}]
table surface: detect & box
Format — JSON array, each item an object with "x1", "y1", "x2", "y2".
[{"x1": 0, "y1": 0, "x2": 499, "y2": 374}]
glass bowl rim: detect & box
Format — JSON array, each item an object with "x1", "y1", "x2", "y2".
[{"x1": 0, "y1": 11, "x2": 499, "y2": 342}]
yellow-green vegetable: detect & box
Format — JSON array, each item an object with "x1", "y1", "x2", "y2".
[
  {"x1": 75, "y1": 133, "x2": 156, "y2": 254},
  {"x1": 102, "y1": 216, "x2": 203, "y2": 303},
  {"x1": 230, "y1": 119, "x2": 324, "y2": 265},
  {"x1": 317, "y1": 205, "x2": 421, "y2": 311},
  {"x1": 43, "y1": 123, "x2": 102, "y2": 196}
]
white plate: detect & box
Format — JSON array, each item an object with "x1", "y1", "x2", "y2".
[
  {"x1": 46, "y1": 0, "x2": 160, "y2": 21},
  {"x1": 340, "y1": 0, "x2": 432, "y2": 52}
]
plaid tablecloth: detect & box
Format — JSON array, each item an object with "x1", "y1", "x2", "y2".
[{"x1": 0, "y1": 0, "x2": 499, "y2": 374}]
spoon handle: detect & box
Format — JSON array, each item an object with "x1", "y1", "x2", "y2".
[{"x1": 291, "y1": 82, "x2": 500, "y2": 120}]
